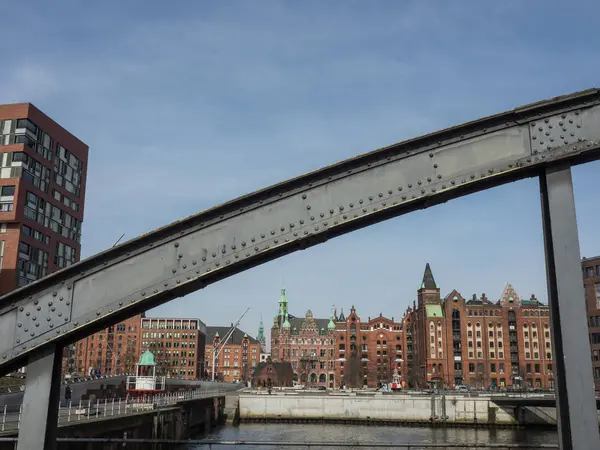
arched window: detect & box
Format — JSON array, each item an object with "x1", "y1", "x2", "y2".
[{"x1": 319, "y1": 374, "x2": 326, "y2": 383}]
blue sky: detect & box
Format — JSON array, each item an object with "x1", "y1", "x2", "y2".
[{"x1": 2, "y1": 0, "x2": 600, "y2": 342}]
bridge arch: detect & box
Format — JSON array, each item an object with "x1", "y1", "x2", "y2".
[{"x1": 1, "y1": 89, "x2": 600, "y2": 449}]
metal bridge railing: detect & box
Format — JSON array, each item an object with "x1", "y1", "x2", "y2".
[
  {"x1": 0, "y1": 388, "x2": 227, "y2": 433},
  {"x1": 0, "y1": 438, "x2": 561, "y2": 449}
]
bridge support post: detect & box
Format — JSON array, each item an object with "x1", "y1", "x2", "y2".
[
  {"x1": 539, "y1": 166, "x2": 600, "y2": 450},
  {"x1": 17, "y1": 344, "x2": 62, "y2": 450}
]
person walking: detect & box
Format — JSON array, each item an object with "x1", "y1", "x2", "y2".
[{"x1": 64, "y1": 385, "x2": 72, "y2": 407}]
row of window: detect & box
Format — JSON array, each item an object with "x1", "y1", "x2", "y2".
[
  {"x1": 24, "y1": 191, "x2": 81, "y2": 243},
  {"x1": 141, "y1": 321, "x2": 199, "y2": 330},
  {"x1": 141, "y1": 332, "x2": 197, "y2": 339}
]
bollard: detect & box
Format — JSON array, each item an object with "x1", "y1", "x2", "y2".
[
  {"x1": 68, "y1": 401, "x2": 72, "y2": 423},
  {"x1": 1, "y1": 405, "x2": 6, "y2": 432}
]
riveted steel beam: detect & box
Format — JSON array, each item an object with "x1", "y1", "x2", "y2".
[{"x1": 0, "y1": 89, "x2": 599, "y2": 374}]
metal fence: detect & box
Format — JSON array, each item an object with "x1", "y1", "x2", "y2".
[
  {"x1": 0, "y1": 438, "x2": 562, "y2": 449},
  {"x1": 0, "y1": 388, "x2": 227, "y2": 433}
]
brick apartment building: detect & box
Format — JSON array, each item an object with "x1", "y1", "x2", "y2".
[
  {"x1": 582, "y1": 255, "x2": 600, "y2": 392},
  {"x1": 206, "y1": 326, "x2": 261, "y2": 383},
  {"x1": 73, "y1": 314, "x2": 143, "y2": 376},
  {"x1": 140, "y1": 317, "x2": 207, "y2": 380},
  {"x1": 404, "y1": 264, "x2": 554, "y2": 390},
  {"x1": 70, "y1": 315, "x2": 208, "y2": 380},
  {"x1": 0, "y1": 103, "x2": 88, "y2": 375},
  {"x1": 0, "y1": 104, "x2": 88, "y2": 292}
]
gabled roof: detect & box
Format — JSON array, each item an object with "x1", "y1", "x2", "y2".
[
  {"x1": 252, "y1": 360, "x2": 294, "y2": 378},
  {"x1": 206, "y1": 326, "x2": 260, "y2": 344}
]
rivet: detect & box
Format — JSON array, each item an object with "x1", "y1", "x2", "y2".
[
  {"x1": 433, "y1": 164, "x2": 438, "y2": 168},
  {"x1": 388, "y1": 190, "x2": 392, "y2": 195},
  {"x1": 314, "y1": 226, "x2": 319, "y2": 231},
  {"x1": 37, "y1": 306, "x2": 41, "y2": 311},
  {"x1": 215, "y1": 262, "x2": 220, "y2": 267},
  {"x1": 359, "y1": 199, "x2": 363, "y2": 204},
  {"x1": 408, "y1": 184, "x2": 412, "y2": 188},
  {"x1": 50, "y1": 324, "x2": 54, "y2": 328},
  {"x1": 545, "y1": 119, "x2": 549, "y2": 123},
  {"x1": 51, "y1": 307, "x2": 55, "y2": 312},
  {"x1": 17, "y1": 323, "x2": 22, "y2": 328},
  {"x1": 153, "y1": 289, "x2": 158, "y2": 293},
  {"x1": 255, "y1": 246, "x2": 259, "y2": 251},
  {"x1": 212, "y1": 252, "x2": 216, "y2": 257},
  {"x1": 304, "y1": 231, "x2": 309, "y2": 235},
  {"x1": 178, "y1": 253, "x2": 183, "y2": 258},
  {"x1": 363, "y1": 208, "x2": 367, "y2": 212},
  {"x1": 26, "y1": 312, "x2": 30, "y2": 316},
  {"x1": 261, "y1": 234, "x2": 265, "y2": 238},
  {"x1": 369, "y1": 196, "x2": 373, "y2": 201},
  {"x1": 488, "y1": 169, "x2": 493, "y2": 174},
  {"x1": 421, "y1": 189, "x2": 425, "y2": 194},
  {"x1": 142, "y1": 292, "x2": 146, "y2": 296},
  {"x1": 175, "y1": 243, "x2": 179, "y2": 248},
  {"x1": 56, "y1": 330, "x2": 60, "y2": 334},
  {"x1": 431, "y1": 188, "x2": 436, "y2": 193},
  {"x1": 427, "y1": 177, "x2": 431, "y2": 182},
  {"x1": 300, "y1": 220, "x2": 304, "y2": 224},
  {"x1": 382, "y1": 202, "x2": 386, "y2": 206},
  {"x1": 532, "y1": 136, "x2": 537, "y2": 140},
  {"x1": 24, "y1": 328, "x2": 28, "y2": 332},
  {"x1": 183, "y1": 264, "x2": 187, "y2": 269},
  {"x1": 33, "y1": 316, "x2": 37, "y2": 321},
  {"x1": 16, "y1": 339, "x2": 20, "y2": 344},
  {"x1": 437, "y1": 175, "x2": 442, "y2": 179},
  {"x1": 67, "y1": 286, "x2": 71, "y2": 290},
  {"x1": 349, "y1": 204, "x2": 354, "y2": 208},
  {"x1": 302, "y1": 194, "x2": 307, "y2": 199},
  {"x1": 274, "y1": 240, "x2": 278, "y2": 244},
  {"x1": 86, "y1": 319, "x2": 90, "y2": 323},
  {"x1": 202, "y1": 257, "x2": 206, "y2": 261},
  {"x1": 293, "y1": 232, "x2": 298, "y2": 237},
  {"x1": 35, "y1": 323, "x2": 39, "y2": 327},
  {"x1": 96, "y1": 312, "x2": 100, "y2": 316},
  {"x1": 334, "y1": 221, "x2": 338, "y2": 225},
  {"x1": 177, "y1": 280, "x2": 181, "y2": 284},
  {"x1": 172, "y1": 269, "x2": 177, "y2": 273},
  {"x1": 320, "y1": 213, "x2": 324, "y2": 218},
  {"x1": 119, "y1": 301, "x2": 123, "y2": 306},
  {"x1": 429, "y1": 153, "x2": 434, "y2": 157},
  {"x1": 34, "y1": 300, "x2": 38, "y2": 305},
  {"x1": 330, "y1": 209, "x2": 334, "y2": 214},
  {"x1": 30, "y1": 333, "x2": 34, "y2": 337},
  {"x1": 270, "y1": 230, "x2": 275, "y2": 235},
  {"x1": 401, "y1": 196, "x2": 406, "y2": 200},
  {"x1": 306, "y1": 205, "x2": 311, "y2": 210},
  {"x1": 378, "y1": 193, "x2": 383, "y2": 198},
  {"x1": 66, "y1": 301, "x2": 70, "y2": 306},
  {"x1": 52, "y1": 292, "x2": 57, "y2": 297},
  {"x1": 59, "y1": 296, "x2": 64, "y2": 301},
  {"x1": 398, "y1": 187, "x2": 402, "y2": 192},
  {"x1": 164, "y1": 282, "x2": 168, "y2": 286},
  {"x1": 417, "y1": 181, "x2": 422, "y2": 185}
]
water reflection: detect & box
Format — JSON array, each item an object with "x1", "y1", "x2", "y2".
[{"x1": 190, "y1": 423, "x2": 558, "y2": 449}]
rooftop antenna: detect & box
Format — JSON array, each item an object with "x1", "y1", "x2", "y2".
[{"x1": 112, "y1": 233, "x2": 125, "y2": 248}]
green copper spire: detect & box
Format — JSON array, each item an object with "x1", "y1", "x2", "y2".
[
  {"x1": 257, "y1": 317, "x2": 265, "y2": 343},
  {"x1": 328, "y1": 304, "x2": 336, "y2": 329},
  {"x1": 282, "y1": 312, "x2": 291, "y2": 329}
]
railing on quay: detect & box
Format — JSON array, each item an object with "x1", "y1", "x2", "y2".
[
  {"x1": 0, "y1": 388, "x2": 227, "y2": 433},
  {"x1": 0, "y1": 438, "x2": 561, "y2": 449}
]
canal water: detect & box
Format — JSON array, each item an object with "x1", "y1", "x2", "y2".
[{"x1": 191, "y1": 423, "x2": 558, "y2": 449}]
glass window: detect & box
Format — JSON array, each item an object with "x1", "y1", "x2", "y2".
[{"x1": 0, "y1": 185, "x2": 15, "y2": 196}]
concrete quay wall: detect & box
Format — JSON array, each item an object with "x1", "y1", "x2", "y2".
[{"x1": 238, "y1": 392, "x2": 600, "y2": 427}]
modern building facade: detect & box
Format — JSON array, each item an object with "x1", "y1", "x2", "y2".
[
  {"x1": 139, "y1": 317, "x2": 207, "y2": 380},
  {"x1": 404, "y1": 264, "x2": 554, "y2": 390},
  {"x1": 0, "y1": 103, "x2": 88, "y2": 294},
  {"x1": 582, "y1": 255, "x2": 600, "y2": 392},
  {"x1": 205, "y1": 326, "x2": 261, "y2": 383},
  {"x1": 0, "y1": 103, "x2": 88, "y2": 375},
  {"x1": 73, "y1": 314, "x2": 143, "y2": 376}
]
